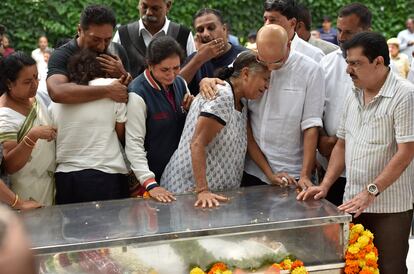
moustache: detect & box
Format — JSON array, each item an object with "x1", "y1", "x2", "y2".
[
  {"x1": 350, "y1": 73, "x2": 358, "y2": 79},
  {"x1": 142, "y1": 15, "x2": 158, "y2": 23}
]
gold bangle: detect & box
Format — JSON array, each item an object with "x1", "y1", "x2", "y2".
[
  {"x1": 23, "y1": 138, "x2": 34, "y2": 148},
  {"x1": 24, "y1": 135, "x2": 36, "y2": 146},
  {"x1": 11, "y1": 193, "x2": 19, "y2": 208}
]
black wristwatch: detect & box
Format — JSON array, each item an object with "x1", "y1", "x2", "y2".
[{"x1": 367, "y1": 183, "x2": 380, "y2": 197}]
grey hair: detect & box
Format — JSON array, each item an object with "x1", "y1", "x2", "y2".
[{"x1": 216, "y1": 50, "x2": 268, "y2": 80}]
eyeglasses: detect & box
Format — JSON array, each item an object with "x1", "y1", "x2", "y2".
[{"x1": 256, "y1": 55, "x2": 285, "y2": 67}]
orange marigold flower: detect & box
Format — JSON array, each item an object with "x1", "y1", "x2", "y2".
[
  {"x1": 208, "y1": 262, "x2": 227, "y2": 274},
  {"x1": 291, "y1": 260, "x2": 304, "y2": 269},
  {"x1": 345, "y1": 253, "x2": 357, "y2": 261},
  {"x1": 357, "y1": 251, "x2": 367, "y2": 259},
  {"x1": 373, "y1": 247, "x2": 379, "y2": 256},
  {"x1": 363, "y1": 245, "x2": 373, "y2": 253},
  {"x1": 344, "y1": 265, "x2": 359, "y2": 274},
  {"x1": 366, "y1": 259, "x2": 378, "y2": 268},
  {"x1": 267, "y1": 264, "x2": 281, "y2": 274},
  {"x1": 349, "y1": 235, "x2": 359, "y2": 244},
  {"x1": 360, "y1": 270, "x2": 374, "y2": 274}
]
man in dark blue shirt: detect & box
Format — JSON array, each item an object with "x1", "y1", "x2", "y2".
[
  {"x1": 180, "y1": 8, "x2": 246, "y2": 95},
  {"x1": 318, "y1": 16, "x2": 338, "y2": 45}
]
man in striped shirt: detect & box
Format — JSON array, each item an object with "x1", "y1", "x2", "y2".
[{"x1": 299, "y1": 32, "x2": 414, "y2": 274}]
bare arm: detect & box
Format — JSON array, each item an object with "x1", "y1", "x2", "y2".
[
  {"x1": 47, "y1": 74, "x2": 128, "y2": 104},
  {"x1": 180, "y1": 38, "x2": 226, "y2": 83},
  {"x1": 179, "y1": 54, "x2": 208, "y2": 84},
  {"x1": 191, "y1": 116, "x2": 228, "y2": 207},
  {"x1": 317, "y1": 127, "x2": 338, "y2": 159},
  {"x1": 115, "y1": 122, "x2": 125, "y2": 145},
  {"x1": 297, "y1": 127, "x2": 319, "y2": 189},
  {"x1": 0, "y1": 181, "x2": 41, "y2": 210},
  {"x1": 338, "y1": 142, "x2": 414, "y2": 217},
  {"x1": 3, "y1": 126, "x2": 56, "y2": 174},
  {"x1": 298, "y1": 138, "x2": 346, "y2": 200}
]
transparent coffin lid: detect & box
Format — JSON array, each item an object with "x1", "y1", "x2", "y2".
[{"x1": 20, "y1": 185, "x2": 351, "y2": 255}]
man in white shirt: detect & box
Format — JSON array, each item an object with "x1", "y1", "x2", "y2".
[
  {"x1": 113, "y1": 0, "x2": 195, "y2": 77},
  {"x1": 242, "y1": 24, "x2": 324, "y2": 190},
  {"x1": 300, "y1": 32, "x2": 414, "y2": 274},
  {"x1": 263, "y1": 0, "x2": 324, "y2": 62},
  {"x1": 397, "y1": 17, "x2": 414, "y2": 61},
  {"x1": 317, "y1": 3, "x2": 372, "y2": 206}
]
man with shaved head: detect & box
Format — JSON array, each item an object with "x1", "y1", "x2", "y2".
[
  {"x1": 200, "y1": 24, "x2": 324, "y2": 189},
  {"x1": 263, "y1": 0, "x2": 324, "y2": 62},
  {"x1": 240, "y1": 24, "x2": 324, "y2": 190}
]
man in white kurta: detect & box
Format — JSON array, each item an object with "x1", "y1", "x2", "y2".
[{"x1": 243, "y1": 25, "x2": 324, "y2": 190}]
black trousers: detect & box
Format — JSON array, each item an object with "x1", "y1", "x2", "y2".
[
  {"x1": 319, "y1": 167, "x2": 346, "y2": 206},
  {"x1": 55, "y1": 169, "x2": 129, "y2": 204},
  {"x1": 353, "y1": 210, "x2": 413, "y2": 274},
  {"x1": 241, "y1": 172, "x2": 268, "y2": 187}
]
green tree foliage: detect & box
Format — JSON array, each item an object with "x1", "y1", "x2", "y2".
[
  {"x1": 302, "y1": 0, "x2": 414, "y2": 38},
  {"x1": 0, "y1": 0, "x2": 413, "y2": 53}
]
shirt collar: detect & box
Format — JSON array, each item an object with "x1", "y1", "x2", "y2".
[
  {"x1": 290, "y1": 32, "x2": 299, "y2": 49},
  {"x1": 392, "y1": 54, "x2": 402, "y2": 61},
  {"x1": 353, "y1": 70, "x2": 396, "y2": 99},
  {"x1": 138, "y1": 17, "x2": 170, "y2": 36},
  {"x1": 376, "y1": 70, "x2": 397, "y2": 98},
  {"x1": 144, "y1": 68, "x2": 162, "y2": 91}
]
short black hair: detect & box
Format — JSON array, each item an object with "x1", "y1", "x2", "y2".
[
  {"x1": 193, "y1": 8, "x2": 224, "y2": 26},
  {"x1": 338, "y1": 3, "x2": 372, "y2": 30},
  {"x1": 55, "y1": 38, "x2": 72, "y2": 49},
  {"x1": 67, "y1": 49, "x2": 107, "y2": 85},
  {"x1": 342, "y1": 32, "x2": 390, "y2": 66},
  {"x1": 0, "y1": 52, "x2": 37, "y2": 94},
  {"x1": 146, "y1": 36, "x2": 184, "y2": 66},
  {"x1": 295, "y1": 3, "x2": 311, "y2": 31},
  {"x1": 80, "y1": 5, "x2": 116, "y2": 30},
  {"x1": 264, "y1": 0, "x2": 297, "y2": 20}
]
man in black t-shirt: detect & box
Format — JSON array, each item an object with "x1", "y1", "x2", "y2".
[{"x1": 47, "y1": 5, "x2": 132, "y2": 104}]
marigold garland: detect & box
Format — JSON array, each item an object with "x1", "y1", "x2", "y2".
[
  {"x1": 345, "y1": 224, "x2": 379, "y2": 274},
  {"x1": 190, "y1": 257, "x2": 307, "y2": 274},
  {"x1": 268, "y1": 258, "x2": 308, "y2": 274}
]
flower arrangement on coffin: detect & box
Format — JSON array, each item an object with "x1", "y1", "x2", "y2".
[
  {"x1": 267, "y1": 258, "x2": 308, "y2": 274},
  {"x1": 189, "y1": 257, "x2": 307, "y2": 274},
  {"x1": 345, "y1": 223, "x2": 379, "y2": 274},
  {"x1": 190, "y1": 262, "x2": 232, "y2": 274}
]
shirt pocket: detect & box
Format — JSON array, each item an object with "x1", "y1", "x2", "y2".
[
  {"x1": 274, "y1": 88, "x2": 305, "y2": 119},
  {"x1": 366, "y1": 114, "x2": 394, "y2": 144}
]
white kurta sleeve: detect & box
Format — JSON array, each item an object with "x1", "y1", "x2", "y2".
[{"x1": 301, "y1": 64, "x2": 325, "y2": 131}]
